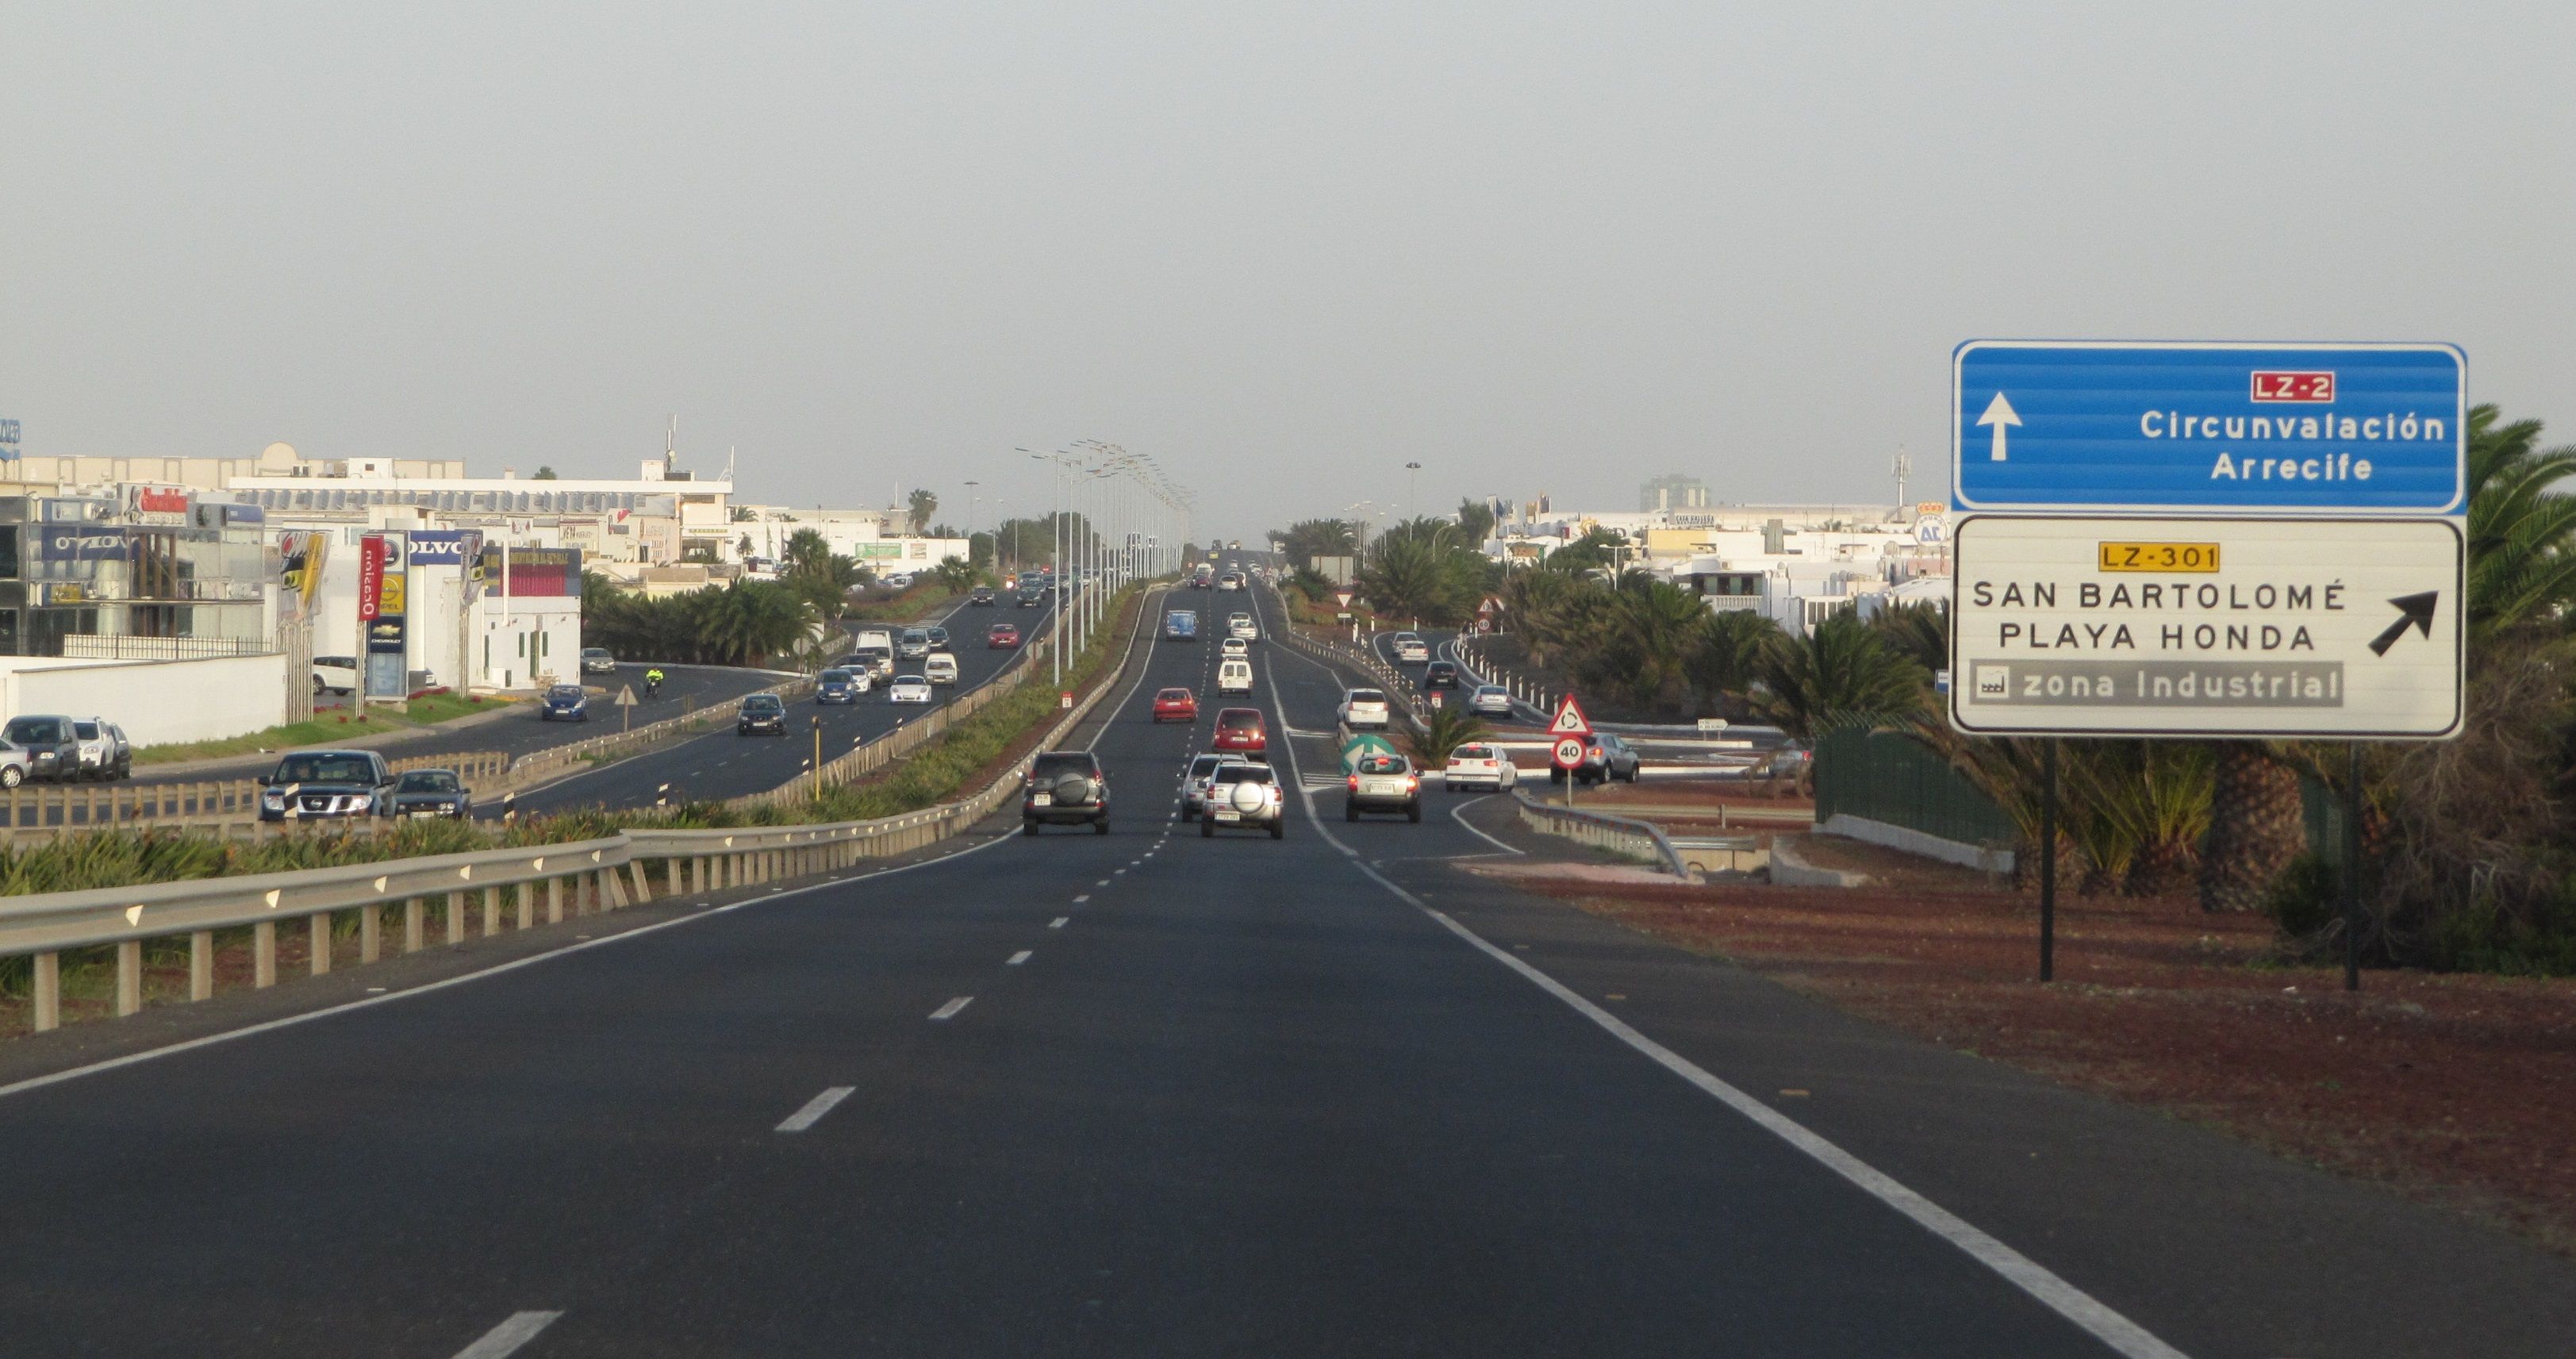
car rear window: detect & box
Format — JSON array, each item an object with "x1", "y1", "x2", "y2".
[
  {"x1": 1219, "y1": 765, "x2": 1275, "y2": 785},
  {"x1": 397, "y1": 771, "x2": 460, "y2": 793},
  {"x1": 74, "y1": 721, "x2": 99, "y2": 739},
  {"x1": 1217, "y1": 711, "x2": 1261, "y2": 731},
  {"x1": 1158, "y1": 689, "x2": 1191, "y2": 699},
  {"x1": 3, "y1": 718, "x2": 61, "y2": 743},
  {"x1": 1189, "y1": 755, "x2": 1224, "y2": 777},
  {"x1": 1349, "y1": 689, "x2": 1386, "y2": 704},
  {"x1": 1033, "y1": 753, "x2": 1097, "y2": 777},
  {"x1": 1453, "y1": 745, "x2": 1491, "y2": 760},
  {"x1": 1358, "y1": 754, "x2": 1407, "y2": 774}
]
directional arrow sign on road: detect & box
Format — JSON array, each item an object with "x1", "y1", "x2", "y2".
[
  {"x1": 1952, "y1": 341, "x2": 2466, "y2": 516},
  {"x1": 1546, "y1": 693, "x2": 1592, "y2": 737},
  {"x1": 1949, "y1": 515, "x2": 2462, "y2": 739}
]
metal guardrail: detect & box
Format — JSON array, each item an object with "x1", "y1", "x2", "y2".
[
  {"x1": 1, "y1": 751, "x2": 516, "y2": 843},
  {"x1": 0, "y1": 585, "x2": 1170, "y2": 1035},
  {"x1": 1510, "y1": 789, "x2": 1690, "y2": 877}
]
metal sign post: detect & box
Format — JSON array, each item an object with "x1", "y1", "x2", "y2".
[{"x1": 1950, "y1": 339, "x2": 2468, "y2": 989}]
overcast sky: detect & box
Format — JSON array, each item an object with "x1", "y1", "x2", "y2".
[{"x1": 4, "y1": 2, "x2": 2568, "y2": 543}]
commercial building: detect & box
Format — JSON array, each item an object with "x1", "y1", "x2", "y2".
[{"x1": 1638, "y1": 474, "x2": 1710, "y2": 513}]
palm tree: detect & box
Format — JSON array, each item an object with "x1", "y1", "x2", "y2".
[
  {"x1": 2463, "y1": 402, "x2": 2576, "y2": 640},
  {"x1": 1684, "y1": 608, "x2": 1781, "y2": 716},
  {"x1": 1407, "y1": 708, "x2": 1490, "y2": 769},
  {"x1": 907, "y1": 489, "x2": 939, "y2": 536},
  {"x1": 1357, "y1": 530, "x2": 1474, "y2": 626},
  {"x1": 696, "y1": 580, "x2": 816, "y2": 667},
  {"x1": 1868, "y1": 600, "x2": 1948, "y2": 675},
  {"x1": 1750, "y1": 611, "x2": 1927, "y2": 741},
  {"x1": 1610, "y1": 578, "x2": 1710, "y2": 709}
]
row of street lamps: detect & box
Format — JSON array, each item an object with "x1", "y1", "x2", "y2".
[{"x1": 1019, "y1": 442, "x2": 1193, "y2": 686}]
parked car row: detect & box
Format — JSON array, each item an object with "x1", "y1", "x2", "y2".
[{"x1": 0, "y1": 715, "x2": 132, "y2": 785}]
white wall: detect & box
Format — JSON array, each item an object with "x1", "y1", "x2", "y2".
[
  {"x1": 471, "y1": 595, "x2": 581, "y2": 692},
  {"x1": 0, "y1": 653, "x2": 294, "y2": 747}
]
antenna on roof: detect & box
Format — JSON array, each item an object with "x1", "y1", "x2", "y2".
[
  {"x1": 664, "y1": 414, "x2": 678, "y2": 471},
  {"x1": 1891, "y1": 447, "x2": 1912, "y2": 514}
]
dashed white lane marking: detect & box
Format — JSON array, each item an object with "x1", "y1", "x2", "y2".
[
  {"x1": 1008, "y1": 950, "x2": 1033, "y2": 966},
  {"x1": 930, "y1": 996, "x2": 973, "y2": 1020},
  {"x1": 1050, "y1": 916, "x2": 1069, "y2": 928},
  {"x1": 775, "y1": 1086, "x2": 856, "y2": 1133},
  {"x1": 1095, "y1": 878, "x2": 1111, "y2": 886},
  {"x1": 1113, "y1": 868, "x2": 1127, "y2": 875},
  {"x1": 451, "y1": 1311, "x2": 564, "y2": 1358},
  {"x1": 1073, "y1": 894, "x2": 1090, "y2": 904}
]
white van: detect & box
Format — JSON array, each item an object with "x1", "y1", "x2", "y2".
[
  {"x1": 924, "y1": 652, "x2": 960, "y2": 685},
  {"x1": 1217, "y1": 657, "x2": 1253, "y2": 695}
]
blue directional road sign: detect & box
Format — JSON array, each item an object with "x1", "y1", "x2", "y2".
[{"x1": 1952, "y1": 341, "x2": 2465, "y2": 516}]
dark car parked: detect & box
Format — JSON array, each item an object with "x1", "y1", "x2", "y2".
[
  {"x1": 738, "y1": 693, "x2": 788, "y2": 736},
  {"x1": 1023, "y1": 750, "x2": 1109, "y2": 835},
  {"x1": 259, "y1": 750, "x2": 398, "y2": 821},
  {"x1": 388, "y1": 769, "x2": 472, "y2": 819},
  {"x1": 1, "y1": 716, "x2": 86, "y2": 784},
  {"x1": 539, "y1": 684, "x2": 589, "y2": 722}
]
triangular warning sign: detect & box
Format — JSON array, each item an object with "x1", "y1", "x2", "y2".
[{"x1": 1546, "y1": 693, "x2": 1592, "y2": 737}]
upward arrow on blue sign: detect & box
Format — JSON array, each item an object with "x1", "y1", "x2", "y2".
[{"x1": 1952, "y1": 340, "x2": 2466, "y2": 516}]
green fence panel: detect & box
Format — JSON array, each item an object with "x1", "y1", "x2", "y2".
[{"x1": 1814, "y1": 727, "x2": 2019, "y2": 849}]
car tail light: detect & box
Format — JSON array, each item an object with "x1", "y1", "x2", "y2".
[
  {"x1": 1346, "y1": 775, "x2": 1359, "y2": 792},
  {"x1": 1404, "y1": 777, "x2": 1418, "y2": 793}
]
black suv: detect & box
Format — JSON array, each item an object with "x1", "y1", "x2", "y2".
[
  {"x1": 967, "y1": 587, "x2": 996, "y2": 605},
  {"x1": 259, "y1": 749, "x2": 398, "y2": 821},
  {"x1": 1422, "y1": 660, "x2": 1461, "y2": 690},
  {"x1": 1023, "y1": 750, "x2": 1108, "y2": 835},
  {"x1": 737, "y1": 693, "x2": 787, "y2": 736},
  {"x1": 0, "y1": 716, "x2": 83, "y2": 783}
]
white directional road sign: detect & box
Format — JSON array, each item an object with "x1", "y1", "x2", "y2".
[{"x1": 1949, "y1": 515, "x2": 2462, "y2": 739}]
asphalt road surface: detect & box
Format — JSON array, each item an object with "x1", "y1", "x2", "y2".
[
  {"x1": 497, "y1": 590, "x2": 1063, "y2": 815},
  {"x1": 1, "y1": 579, "x2": 2570, "y2": 1357}
]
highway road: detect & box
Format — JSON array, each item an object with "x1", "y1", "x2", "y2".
[
  {"x1": 0, "y1": 578, "x2": 2570, "y2": 1357},
  {"x1": 500, "y1": 591, "x2": 1064, "y2": 815}
]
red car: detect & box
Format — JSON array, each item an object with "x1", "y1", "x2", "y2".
[
  {"x1": 1211, "y1": 707, "x2": 1267, "y2": 758},
  {"x1": 987, "y1": 623, "x2": 1022, "y2": 649},
  {"x1": 1152, "y1": 688, "x2": 1199, "y2": 723}
]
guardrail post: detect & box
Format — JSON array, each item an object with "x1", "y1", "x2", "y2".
[
  {"x1": 516, "y1": 881, "x2": 534, "y2": 930},
  {"x1": 482, "y1": 886, "x2": 501, "y2": 937},
  {"x1": 404, "y1": 898, "x2": 425, "y2": 952},
  {"x1": 309, "y1": 912, "x2": 332, "y2": 976},
  {"x1": 32, "y1": 952, "x2": 60, "y2": 1031},
  {"x1": 547, "y1": 877, "x2": 564, "y2": 923},
  {"x1": 666, "y1": 859, "x2": 682, "y2": 896},
  {"x1": 183, "y1": 929, "x2": 214, "y2": 998},
  {"x1": 253, "y1": 921, "x2": 277, "y2": 988},
  {"x1": 360, "y1": 906, "x2": 380, "y2": 964},
  {"x1": 693, "y1": 855, "x2": 708, "y2": 893},
  {"x1": 627, "y1": 862, "x2": 652, "y2": 904},
  {"x1": 116, "y1": 939, "x2": 143, "y2": 1015},
  {"x1": 446, "y1": 890, "x2": 466, "y2": 945}
]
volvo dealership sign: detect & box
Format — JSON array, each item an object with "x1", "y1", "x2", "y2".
[
  {"x1": 1949, "y1": 340, "x2": 2465, "y2": 741},
  {"x1": 1952, "y1": 341, "x2": 2466, "y2": 516}
]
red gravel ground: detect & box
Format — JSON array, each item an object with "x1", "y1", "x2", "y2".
[{"x1": 1474, "y1": 834, "x2": 2576, "y2": 1255}]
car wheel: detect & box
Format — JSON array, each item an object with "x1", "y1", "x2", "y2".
[
  {"x1": 1200, "y1": 818, "x2": 1214, "y2": 839},
  {"x1": 1345, "y1": 801, "x2": 1358, "y2": 823},
  {"x1": 0, "y1": 766, "x2": 19, "y2": 789},
  {"x1": 1407, "y1": 803, "x2": 1422, "y2": 823},
  {"x1": 1093, "y1": 817, "x2": 1109, "y2": 835},
  {"x1": 1269, "y1": 819, "x2": 1284, "y2": 840},
  {"x1": 1023, "y1": 820, "x2": 1040, "y2": 836}
]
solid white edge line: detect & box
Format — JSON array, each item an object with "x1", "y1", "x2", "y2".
[
  {"x1": 451, "y1": 1310, "x2": 564, "y2": 1359},
  {"x1": 1447, "y1": 795, "x2": 1526, "y2": 856},
  {"x1": 774, "y1": 1085, "x2": 855, "y2": 1133},
  {"x1": 929, "y1": 996, "x2": 973, "y2": 1020},
  {"x1": 0, "y1": 800, "x2": 1036, "y2": 1105},
  {"x1": 1259, "y1": 591, "x2": 2187, "y2": 1359}
]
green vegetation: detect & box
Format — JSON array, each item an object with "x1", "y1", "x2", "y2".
[{"x1": 134, "y1": 693, "x2": 514, "y2": 766}]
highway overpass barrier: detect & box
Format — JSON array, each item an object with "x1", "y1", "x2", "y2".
[
  {"x1": 0, "y1": 586, "x2": 1165, "y2": 1035},
  {"x1": 1509, "y1": 790, "x2": 1690, "y2": 877}
]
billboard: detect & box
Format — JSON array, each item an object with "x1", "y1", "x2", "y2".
[
  {"x1": 36, "y1": 526, "x2": 129, "y2": 562},
  {"x1": 357, "y1": 535, "x2": 386, "y2": 622}
]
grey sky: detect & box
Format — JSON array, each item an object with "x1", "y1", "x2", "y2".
[{"x1": 5, "y1": 2, "x2": 2568, "y2": 543}]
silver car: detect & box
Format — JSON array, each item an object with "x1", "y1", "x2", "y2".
[
  {"x1": 1199, "y1": 762, "x2": 1284, "y2": 839},
  {"x1": 0, "y1": 741, "x2": 33, "y2": 789},
  {"x1": 1177, "y1": 753, "x2": 1226, "y2": 822},
  {"x1": 1469, "y1": 685, "x2": 1515, "y2": 718}
]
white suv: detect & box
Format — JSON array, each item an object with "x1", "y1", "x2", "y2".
[
  {"x1": 1200, "y1": 762, "x2": 1284, "y2": 839},
  {"x1": 1338, "y1": 688, "x2": 1391, "y2": 731}
]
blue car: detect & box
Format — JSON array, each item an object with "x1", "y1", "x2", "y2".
[
  {"x1": 539, "y1": 683, "x2": 589, "y2": 721},
  {"x1": 1164, "y1": 609, "x2": 1199, "y2": 642},
  {"x1": 816, "y1": 667, "x2": 868, "y2": 704}
]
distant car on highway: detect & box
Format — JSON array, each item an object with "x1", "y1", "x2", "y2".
[
  {"x1": 1422, "y1": 660, "x2": 1460, "y2": 689},
  {"x1": 388, "y1": 768, "x2": 471, "y2": 819},
  {"x1": 1345, "y1": 751, "x2": 1422, "y2": 823},
  {"x1": 1211, "y1": 707, "x2": 1267, "y2": 758},
  {"x1": 987, "y1": 623, "x2": 1022, "y2": 648},
  {"x1": 1391, "y1": 633, "x2": 1430, "y2": 664},
  {"x1": 924, "y1": 654, "x2": 959, "y2": 685},
  {"x1": 1017, "y1": 587, "x2": 1045, "y2": 607},
  {"x1": 853, "y1": 645, "x2": 894, "y2": 678},
  {"x1": 737, "y1": 693, "x2": 787, "y2": 735},
  {"x1": 888, "y1": 675, "x2": 933, "y2": 704},
  {"x1": 1164, "y1": 609, "x2": 1199, "y2": 642},
  {"x1": 579, "y1": 647, "x2": 617, "y2": 675},
  {"x1": 1152, "y1": 688, "x2": 1199, "y2": 723},
  {"x1": 1200, "y1": 762, "x2": 1284, "y2": 839},
  {"x1": 1441, "y1": 743, "x2": 1519, "y2": 793},
  {"x1": 1469, "y1": 685, "x2": 1515, "y2": 718},
  {"x1": 898, "y1": 628, "x2": 931, "y2": 660},
  {"x1": 816, "y1": 667, "x2": 869, "y2": 704},
  {"x1": 1227, "y1": 613, "x2": 1259, "y2": 643},
  {"x1": 968, "y1": 586, "x2": 996, "y2": 605},
  {"x1": 1338, "y1": 688, "x2": 1391, "y2": 731},
  {"x1": 926, "y1": 626, "x2": 951, "y2": 651},
  {"x1": 1023, "y1": 750, "x2": 1109, "y2": 835},
  {"x1": 1219, "y1": 636, "x2": 1249, "y2": 658},
  {"x1": 1552, "y1": 732, "x2": 1641, "y2": 785},
  {"x1": 540, "y1": 684, "x2": 589, "y2": 722},
  {"x1": 1177, "y1": 753, "x2": 1225, "y2": 821},
  {"x1": 1217, "y1": 657, "x2": 1253, "y2": 696},
  {"x1": 259, "y1": 750, "x2": 397, "y2": 821},
  {"x1": 1217, "y1": 572, "x2": 1242, "y2": 592}
]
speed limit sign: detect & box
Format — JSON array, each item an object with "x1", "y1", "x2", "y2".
[{"x1": 1552, "y1": 735, "x2": 1587, "y2": 770}]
